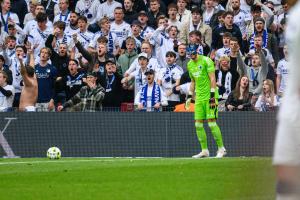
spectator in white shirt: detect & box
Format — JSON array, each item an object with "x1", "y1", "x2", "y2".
[
  {"x1": 0, "y1": 70, "x2": 14, "y2": 112},
  {"x1": 110, "y1": 7, "x2": 131, "y2": 47},
  {"x1": 95, "y1": 0, "x2": 122, "y2": 21},
  {"x1": 176, "y1": 0, "x2": 191, "y2": 25},
  {"x1": 0, "y1": 0, "x2": 20, "y2": 33},
  {"x1": 75, "y1": 0, "x2": 97, "y2": 24},
  {"x1": 53, "y1": 0, "x2": 71, "y2": 26}
]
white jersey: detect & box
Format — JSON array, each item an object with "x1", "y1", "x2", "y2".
[
  {"x1": 134, "y1": 83, "x2": 167, "y2": 110},
  {"x1": 0, "y1": 84, "x2": 15, "y2": 111},
  {"x1": 276, "y1": 58, "x2": 288, "y2": 94},
  {"x1": 273, "y1": 1, "x2": 300, "y2": 166},
  {"x1": 215, "y1": 47, "x2": 231, "y2": 61},
  {"x1": 55, "y1": 34, "x2": 72, "y2": 51},
  {"x1": 168, "y1": 19, "x2": 183, "y2": 30},
  {"x1": 75, "y1": 0, "x2": 97, "y2": 23},
  {"x1": 65, "y1": 25, "x2": 80, "y2": 37},
  {"x1": 95, "y1": 0, "x2": 122, "y2": 21},
  {"x1": 151, "y1": 27, "x2": 175, "y2": 68},
  {"x1": 89, "y1": 31, "x2": 119, "y2": 55},
  {"x1": 158, "y1": 65, "x2": 183, "y2": 102},
  {"x1": 126, "y1": 57, "x2": 162, "y2": 79},
  {"x1": 176, "y1": 9, "x2": 192, "y2": 25},
  {"x1": 203, "y1": 9, "x2": 215, "y2": 25},
  {"x1": 140, "y1": 26, "x2": 154, "y2": 40},
  {"x1": 23, "y1": 20, "x2": 53, "y2": 35},
  {"x1": 0, "y1": 12, "x2": 19, "y2": 32},
  {"x1": 53, "y1": 11, "x2": 71, "y2": 26},
  {"x1": 28, "y1": 26, "x2": 53, "y2": 58},
  {"x1": 10, "y1": 57, "x2": 27, "y2": 94},
  {"x1": 110, "y1": 21, "x2": 130, "y2": 46},
  {"x1": 233, "y1": 9, "x2": 252, "y2": 35},
  {"x1": 130, "y1": 67, "x2": 148, "y2": 98},
  {"x1": 77, "y1": 31, "x2": 94, "y2": 49}
]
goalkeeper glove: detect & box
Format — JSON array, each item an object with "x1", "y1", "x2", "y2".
[
  {"x1": 185, "y1": 93, "x2": 194, "y2": 110},
  {"x1": 209, "y1": 91, "x2": 217, "y2": 109}
]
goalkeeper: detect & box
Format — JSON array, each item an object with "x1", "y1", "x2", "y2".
[{"x1": 186, "y1": 44, "x2": 226, "y2": 158}]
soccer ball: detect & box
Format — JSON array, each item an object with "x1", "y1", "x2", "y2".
[{"x1": 47, "y1": 147, "x2": 61, "y2": 159}]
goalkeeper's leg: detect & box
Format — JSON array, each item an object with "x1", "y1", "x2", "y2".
[
  {"x1": 192, "y1": 120, "x2": 209, "y2": 158},
  {"x1": 208, "y1": 120, "x2": 224, "y2": 149}
]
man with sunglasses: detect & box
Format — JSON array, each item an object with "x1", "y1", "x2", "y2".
[{"x1": 185, "y1": 44, "x2": 226, "y2": 158}]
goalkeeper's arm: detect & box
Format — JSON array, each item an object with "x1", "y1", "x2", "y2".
[
  {"x1": 208, "y1": 72, "x2": 217, "y2": 108},
  {"x1": 185, "y1": 80, "x2": 195, "y2": 109}
]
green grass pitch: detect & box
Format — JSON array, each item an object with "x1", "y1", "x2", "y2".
[{"x1": 0, "y1": 157, "x2": 275, "y2": 200}]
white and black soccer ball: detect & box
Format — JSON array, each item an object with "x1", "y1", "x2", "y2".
[{"x1": 47, "y1": 147, "x2": 61, "y2": 159}]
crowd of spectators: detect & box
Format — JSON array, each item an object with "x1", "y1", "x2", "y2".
[{"x1": 0, "y1": 0, "x2": 289, "y2": 112}]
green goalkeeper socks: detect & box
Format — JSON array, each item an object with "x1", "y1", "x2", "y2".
[
  {"x1": 208, "y1": 122, "x2": 224, "y2": 148},
  {"x1": 195, "y1": 122, "x2": 208, "y2": 150}
]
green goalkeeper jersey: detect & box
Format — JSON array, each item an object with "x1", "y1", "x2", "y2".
[{"x1": 187, "y1": 55, "x2": 218, "y2": 101}]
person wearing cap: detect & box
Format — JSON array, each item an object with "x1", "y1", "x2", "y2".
[
  {"x1": 135, "y1": 68, "x2": 166, "y2": 111},
  {"x1": 185, "y1": 43, "x2": 227, "y2": 158},
  {"x1": 88, "y1": 17, "x2": 120, "y2": 57},
  {"x1": 57, "y1": 71, "x2": 105, "y2": 112},
  {"x1": 247, "y1": 0, "x2": 275, "y2": 39},
  {"x1": 125, "y1": 41, "x2": 162, "y2": 78},
  {"x1": 151, "y1": 16, "x2": 180, "y2": 68},
  {"x1": 179, "y1": 7, "x2": 212, "y2": 48},
  {"x1": 157, "y1": 51, "x2": 183, "y2": 111},
  {"x1": 249, "y1": 16, "x2": 278, "y2": 60},
  {"x1": 98, "y1": 57, "x2": 123, "y2": 110},
  {"x1": 122, "y1": 52, "x2": 150, "y2": 99},
  {"x1": 138, "y1": 10, "x2": 154, "y2": 40}
]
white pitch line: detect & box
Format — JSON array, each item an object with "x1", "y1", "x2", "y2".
[{"x1": 0, "y1": 159, "x2": 128, "y2": 166}]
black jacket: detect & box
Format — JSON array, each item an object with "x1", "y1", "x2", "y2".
[{"x1": 45, "y1": 34, "x2": 70, "y2": 77}]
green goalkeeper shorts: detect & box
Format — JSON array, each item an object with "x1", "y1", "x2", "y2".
[{"x1": 194, "y1": 99, "x2": 218, "y2": 120}]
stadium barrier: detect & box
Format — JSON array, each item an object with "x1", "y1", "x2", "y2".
[{"x1": 0, "y1": 112, "x2": 276, "y2": 158}]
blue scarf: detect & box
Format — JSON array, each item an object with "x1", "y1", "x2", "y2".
[
  {"x1": 140, "y1": 82, "x2": 161, "y2": 111},
  {"x1": 249, "y1": 30, "x2": 268, "y2": 50},
  {"x1": 108, "y1": 32, "x2": 114, "y2": 55}
]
